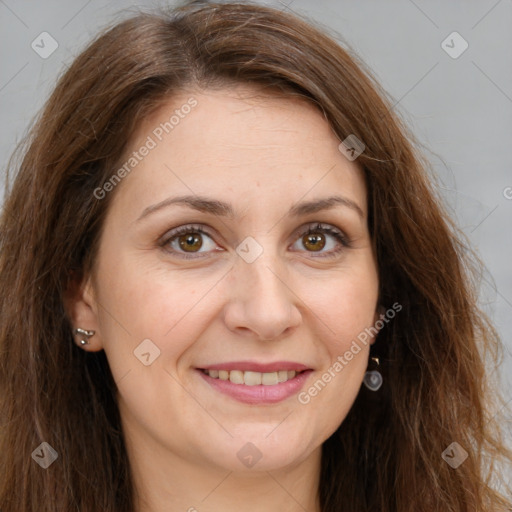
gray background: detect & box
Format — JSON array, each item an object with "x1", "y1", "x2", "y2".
[{"x1": 1, "y1": 0, "x2": 511, "y2": 437}]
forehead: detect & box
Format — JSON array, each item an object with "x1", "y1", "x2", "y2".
[{"x1": 108, "y1": 85, "x2": 367, "y2": 220}]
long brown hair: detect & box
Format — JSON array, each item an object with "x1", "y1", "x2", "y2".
[{"x1": 1, "y1": 1, "x2": 510, "y2": 510}]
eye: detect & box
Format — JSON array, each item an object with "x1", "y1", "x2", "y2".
[
  {"x1": 160, "y1": 222, "x2": 350, "y2": 260},
  {"x1": 290, "y1": 223, "x2": 350, "y2": 258},
  {"x1": 160, "y1": 225, "x2": 219, "y2": 259}
]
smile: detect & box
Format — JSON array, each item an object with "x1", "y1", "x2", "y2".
[
  {"x1": 197, "y1": 362, "x2": 313, "y2": 404},
  {"x1": 201, "y1": 369, "x2": 303, "y2": 385}
]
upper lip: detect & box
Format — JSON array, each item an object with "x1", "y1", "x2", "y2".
[{"x1": 198, "y1": 361, "x2": 312, "y2": 372}]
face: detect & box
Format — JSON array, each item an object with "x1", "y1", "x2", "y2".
[{"x1": 70, "y1": 86, "x2": 379, "y2": 475}]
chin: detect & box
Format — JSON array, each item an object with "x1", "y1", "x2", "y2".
[{"x1": 193, "y1": 424, "x2": 317, "y2": 473}]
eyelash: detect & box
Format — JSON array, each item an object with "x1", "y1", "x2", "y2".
[{"x1": 159, "y1": 223, "x2": 351, "y2": 260}]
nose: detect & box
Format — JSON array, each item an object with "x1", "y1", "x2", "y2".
[{"x1": 222, "y1": 255, "x2": 302, "y2": 341}]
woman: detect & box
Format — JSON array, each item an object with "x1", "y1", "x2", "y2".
[{"x1": 0, "y1": 1, "x2": 510, "y2": 511}]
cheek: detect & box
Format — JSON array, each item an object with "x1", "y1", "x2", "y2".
[
  {"x1": 94, "y1": 258, "x2": 224, "y2": 433},
  {"x1": 95, "y1": 253, "x2": 224, "y2": 373},
  {"x1": 300, "y1": 260, "x2": 379, "y2": 353},
  {"x1": 293, "y1": 257, "x2": 378, "y2": 413},
  {"x1": 297, "y1": 288, "x2": 374, "y2": 440}
]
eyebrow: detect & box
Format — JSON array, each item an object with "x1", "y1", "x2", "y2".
[{"x1": 135, "y1": 194, "x2": 364, "y2": 223}]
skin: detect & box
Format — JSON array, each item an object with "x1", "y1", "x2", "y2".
[{"x1": 66, "y1": 85, "x2": 380, "y2": 512}]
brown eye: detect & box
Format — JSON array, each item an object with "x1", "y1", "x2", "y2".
[
  {"x1": 178, "y1": 233, "x2": 203, "y2": 252},
  {"x1": 162, "y1": 225, "x2": 217, "y2": 259},
  {"x1": 302, "y1": 233, "x2": 326, "y2": 252},
  {"x1": 291, "y1": 223, "x2": 350, "y2": 258}
]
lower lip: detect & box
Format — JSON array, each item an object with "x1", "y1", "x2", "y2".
[{"x1": 197, "y1": 369, "x2": 313, "y2": 404}]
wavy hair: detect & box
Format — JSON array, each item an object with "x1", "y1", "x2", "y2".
[{"x1": 1, "y1": 1, "x2": 510, "y2": 510}]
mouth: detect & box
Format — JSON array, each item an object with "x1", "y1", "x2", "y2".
[
  {"x1": 200, "y1": 368, "x2": 306, "y2": 385},
  {"x1": 196, "y1": 362, "x2": 313, "y2": 404}
]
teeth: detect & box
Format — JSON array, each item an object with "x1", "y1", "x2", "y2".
[
  {"x1": 278, "y1": 370, "x2": 288, "y2": 383},
  {"x1": 262, "y1": 372, "x2": 278, "y2": 385},
  {"x1": 244, "y1": 371, "x2": 262, "y2": 386},
  {"x1": 229, "y1": 370, "x2": 244, "y2": 384},
  {"x1": 204, "y1": 369, "x2": 299, "y2": 385}
]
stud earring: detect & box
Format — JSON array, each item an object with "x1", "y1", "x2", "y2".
[
  {"x1": 74, "y1": 328, "x2": 95, "y2": 346},
  {"x1": 363, "y1": 356, "x2": 383, "y2": 391}
]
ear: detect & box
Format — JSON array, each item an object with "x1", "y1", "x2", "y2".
[{"x1": 63, "y1": 270, "x2": 104, "y2": 352}]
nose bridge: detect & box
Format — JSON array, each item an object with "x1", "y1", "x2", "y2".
[
  {"x1": 224, "y1": 238, "x2": 301, "y2": 339},
  {"x1": 247, "y1": 229, "x2": 292, "y2": 286}
]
